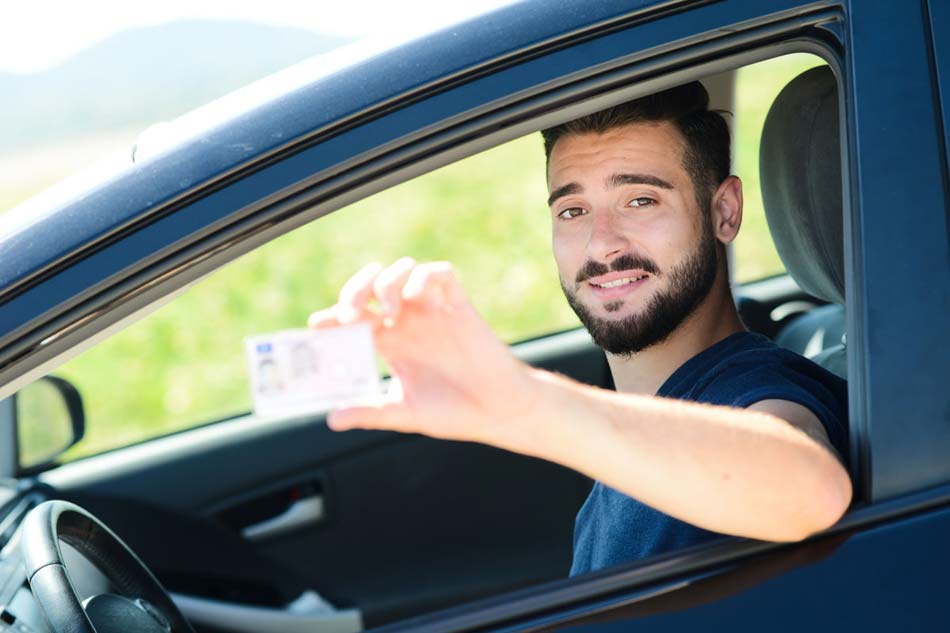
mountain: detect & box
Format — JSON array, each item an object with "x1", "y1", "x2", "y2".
[{"x1": 0, "y1": 20, "x2": 350, "y2": 154}]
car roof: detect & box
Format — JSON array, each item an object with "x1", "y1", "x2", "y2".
[{"x1": 0, "y1": 0, "x2": 681, "y2": 300}]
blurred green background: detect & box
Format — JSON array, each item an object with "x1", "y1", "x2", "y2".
[{"x1": 3, "y1": 53, "x2": 822, "y2": 460}]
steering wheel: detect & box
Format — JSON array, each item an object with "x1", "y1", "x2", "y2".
[{"x1": 19, "y1": 500, "x2": 195, "y2": 633}]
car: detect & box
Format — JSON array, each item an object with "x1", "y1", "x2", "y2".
[{"x1": 1, "y1": 0, "x2": 949, "y2": 631}]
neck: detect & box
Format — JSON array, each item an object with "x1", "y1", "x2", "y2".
[{"x1": 605, "y1": 272, "x2": 745, "y2": 395}]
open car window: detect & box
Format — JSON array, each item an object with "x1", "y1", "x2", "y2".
[{"x1": 46, "y1": 52, "x2": 827, "y2": 460}]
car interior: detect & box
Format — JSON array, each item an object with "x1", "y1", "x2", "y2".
[{"x1": 0, "y1": 51, "x2": 849, "y2": 633}]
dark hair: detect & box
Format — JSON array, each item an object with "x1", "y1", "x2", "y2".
[{"x1": 541, "y1": 82, "x2": 730, "y2": 211}]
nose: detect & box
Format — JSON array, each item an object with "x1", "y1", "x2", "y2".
[{"x1": 587, "y1": 209, "x2": 629, "y2": 262}]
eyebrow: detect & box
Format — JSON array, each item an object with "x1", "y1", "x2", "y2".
[
  {"x1": 607, "y1": 172, "x2": 675, "y2": 190},
  {"x1": 547, "y1": 183, "x2": 581, "y2": 207},
  {"x1": 547, "y1": 173, "x2": 675, "y2": 207}
]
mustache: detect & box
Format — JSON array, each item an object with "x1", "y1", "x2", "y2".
[{"x1": 575, "y1": 254, "x2": 660, "y2": 284}]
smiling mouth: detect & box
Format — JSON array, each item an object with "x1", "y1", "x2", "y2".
[{"x1": 589, "y1": 274, "x2": 650, "y2": 289}]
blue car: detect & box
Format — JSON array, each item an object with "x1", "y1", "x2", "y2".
[{"x1": 0, "y1": 1, "x2": 948, "y2": 631}]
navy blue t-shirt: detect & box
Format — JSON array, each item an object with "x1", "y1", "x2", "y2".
[{"x1": 569, "y1": 331, "x2": 848, "y2": 576}]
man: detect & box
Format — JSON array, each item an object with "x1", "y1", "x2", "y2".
[{"x1": 308, "y1": 81, "x2": 851, "y2": 575}]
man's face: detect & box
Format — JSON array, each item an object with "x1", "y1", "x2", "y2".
[{"x1": 547, "y1": 122, "x2": 720, "y2": 355}]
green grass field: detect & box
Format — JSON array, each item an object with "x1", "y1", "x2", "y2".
[{"x1": 2, "y1": 53, "x2": 823, "y2": 460}]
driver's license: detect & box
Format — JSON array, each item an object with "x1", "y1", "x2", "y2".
[{"x1": 245, "y1": 324, "x2": 380, "y2": 417}]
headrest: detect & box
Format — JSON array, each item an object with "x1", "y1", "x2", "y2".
[{"x1": 760, "y1": 66, "x2": 844, "y2": 304}]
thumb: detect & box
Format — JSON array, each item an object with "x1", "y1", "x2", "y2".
[{"x1": 326, "y1": 398, "x2": 414, "y2": 433}]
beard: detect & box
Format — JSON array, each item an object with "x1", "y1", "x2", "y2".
[{"x1": 560, "y1": 220, "x2": 719, "y2": 356}]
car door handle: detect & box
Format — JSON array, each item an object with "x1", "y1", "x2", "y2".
[{"x1": 240, "y1": 496, "x2": 325, "y2": 541}]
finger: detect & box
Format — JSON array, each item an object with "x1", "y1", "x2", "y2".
[
  {"x1": 373, "y1": 257, "x2": 416, "y2": 318},
  {"x1": 307, "y1": 306, "x2": 341, "y2": 330},
  {"x1": 337, "y1": 262, "x2": 384, "y2": 324},
  {"x1": 326, "y1": 400, "x2": 413, "y2": 433},
  {"x1": 402, "y1": 261, "x2": 469, "y2": 309},
  {"x1": 309, "y1": 304, "x2": 384, "y2": 334}
]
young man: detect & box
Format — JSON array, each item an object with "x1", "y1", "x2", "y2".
[{"x1": 308, "y1": 82, "x2": 851, "y2": 575}]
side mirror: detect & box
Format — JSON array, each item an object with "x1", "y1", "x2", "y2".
[{"x1": 13, "y1": 376, "x2": 85, "y2": 473}]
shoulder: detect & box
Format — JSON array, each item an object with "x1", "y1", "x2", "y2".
[
  {"x1": 665, "y1": 332, "x2": 849, "y2": 458},
  {"x1": 664, "y1": 333, "x2": 841, "y2": 397}
]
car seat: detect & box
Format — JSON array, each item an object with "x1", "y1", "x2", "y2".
[{"x1": 760, "y1": 65, "x2": 847, "y2": 378}]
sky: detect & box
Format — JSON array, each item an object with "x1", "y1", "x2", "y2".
[{"x1": 0, "y1": 0, "x2": 517, "y2": 74}]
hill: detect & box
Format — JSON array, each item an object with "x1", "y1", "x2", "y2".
[{"x1": 0, "y1": 20, "x2": 349, "y2": 154}]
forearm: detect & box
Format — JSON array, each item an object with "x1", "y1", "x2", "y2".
[{"x1": 502, "y1": 368, "x2": 851, "y2": 542}]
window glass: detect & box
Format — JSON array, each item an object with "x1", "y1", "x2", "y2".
[{"x1": 732, "y1": 53, "x2": 824, "y2": 282}]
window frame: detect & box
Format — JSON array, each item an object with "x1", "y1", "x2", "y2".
[
  {"x1": 43, "y1": 50, "x2": 830, "y2": 462},
  {"x1": 844, "y1": 0, "x2": 950, "y2": 504},
  {"x1": 20, "y1": 0, "x2": 949, "y2": 629}
]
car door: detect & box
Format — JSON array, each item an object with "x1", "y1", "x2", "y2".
[{"x1": 9, "y1": 0, "x2": 945, "y2": 632}]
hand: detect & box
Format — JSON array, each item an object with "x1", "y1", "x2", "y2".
[{"x1": 308, "y1": 258, "x2": 541, "y2": 449}]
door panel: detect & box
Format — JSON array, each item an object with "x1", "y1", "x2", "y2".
[{"x1": 263, "y1": 437, "x2": 590, "y2": 626}]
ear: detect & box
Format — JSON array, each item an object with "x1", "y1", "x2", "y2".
[{"x1": 711, "y1": 175, "x2": 743, "y2": 244}]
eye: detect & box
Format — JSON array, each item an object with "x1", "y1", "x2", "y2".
[
  {"x1": 627, "y1": 197, "x2": 656, "y2": 208},
  {"x1": 557, "y1": 207, "x2": 587, "y2": 219}
]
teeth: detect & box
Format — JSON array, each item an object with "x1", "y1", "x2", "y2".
[{"x1": 595, "y1": 275, "x2": 646, "y2": 288}]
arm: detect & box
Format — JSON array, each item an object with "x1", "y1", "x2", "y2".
[
  {"x1": 517, "y1": 373, "x2": 851, "y2": 541},
  {"x1": 309, "y1": 259, "x2": 852, "y2": 542}
]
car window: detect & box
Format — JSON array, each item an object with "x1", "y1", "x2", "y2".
[{"x1": 49, "y1": 52, "x2": 828, "y2": 461}]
